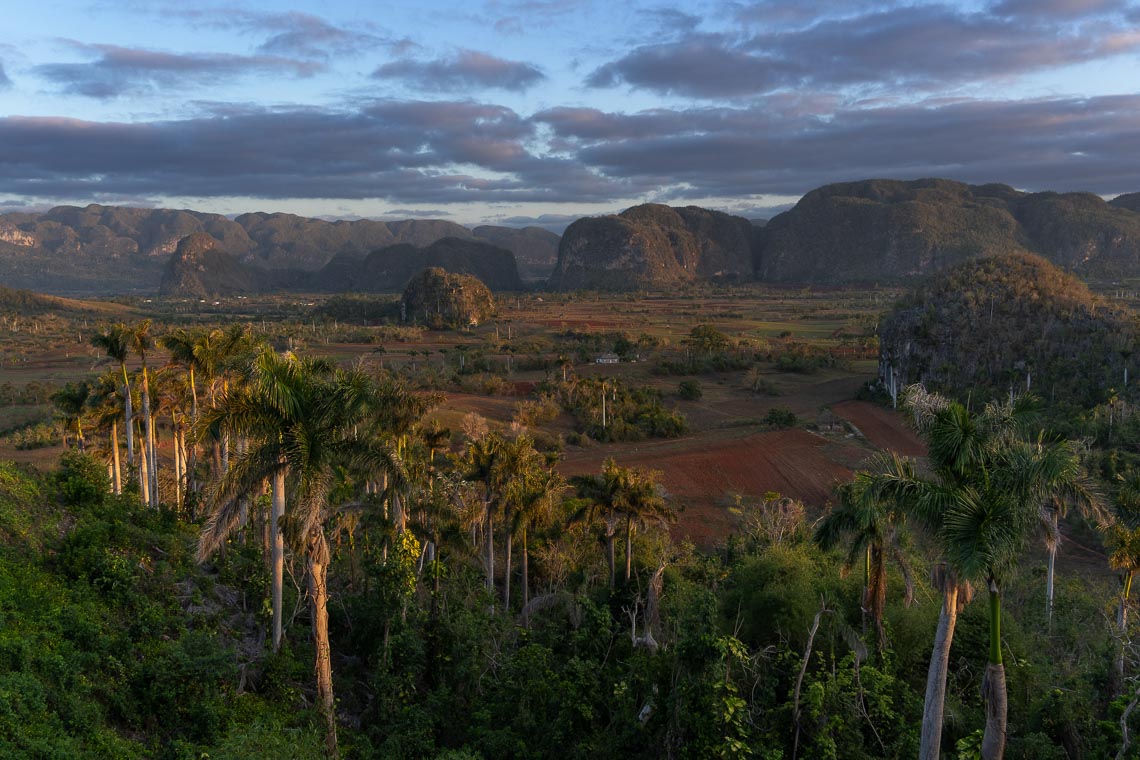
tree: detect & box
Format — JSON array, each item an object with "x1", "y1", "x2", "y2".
[
  {"x1": 51, "y1": 381, "x2": 91, "y2": 453},
  {"x1": 90, "y1": 324, "x2": 135, "y2": 470},
  {"x1": 570, "y1": 458, "x2": 664, "y2": 589},
  {"x1": 507, "y1": 465, "x2": 564, "y2": 611},
  {"x1": 128, "y1": 320, "x2": 158, "y2": 506},
  {"x1": 814, "y1": 462, "x2": 915, "y2": 652},
  {"x1": 863, "y1": 385, "x2": 1090, "y2": 760}
]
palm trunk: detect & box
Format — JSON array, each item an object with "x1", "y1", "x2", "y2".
[
  {"x1": 625, "y1": 516, "x2": 634, "y2": 583},
  {"x1": 271, "y1": 468, "x2": 285, "y2": 651},
  {"x1": 140, "y1": 367, "x2": 156, "y2": 506},
  {"x1": 981, "y1": 579, "x2": 1007, "y2": 760},
  {"x1": 138, "y1": 430, "x2": 150, "y2": 506},
  {"x1": 1118, "y1": 571, "x2": 1133, "y2": 691},
  {"x1": 307, "y1": 528, "x2": 337, "y2": 758},
  {"x1": 521, "y1": 526, "x2": 529, "y2": 610},
  {"x1": 1046, "y1": 509, "x2": 1058, "y2": 621},
  {"x1": 121, "y1": 364, "x2": 134, "y2": 467},
  {"x1": 607, "y1": 523, "x2": 616, "y2": 590},
  {"x1": 111, "y1": 419, "x2": 122, "y2": 495},
  {"x1": 173, "y1": 422, "x2": 182, "y2": 511},
  {"x1": 485, "y1": 502, "x2": 495, "y2": 601},
  {"x1": 920, "y1": 580, "x2": 959, "y2": 760},
  {"x1": 503, "y1": 530, "x2": 512, "y2": 609}
]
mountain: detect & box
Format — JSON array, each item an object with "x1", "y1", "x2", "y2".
[
  {"x1": 1111, "y1": 192, "x2": 1140, "y2": 214},
  {"x1": 549, "y1": 204, "x2": 754, "y2": 291},
  {"x1": 158, "y1": 233, "x2": 299, "y2": 298},
  {"x1": 878, "y1": 252, "x2": 1135, "y2": 407},
  {"x1": 756, "y1": 178, "x2": 1140, "y2": 283},
  {"x1": 400, "y1": 268, "x2": 496, "y2": 328},
  {"x1": 315, "y1": 237, "x2": 522, "y2": 292},
  {"x1": 471, "y1": 225, "x2": 560, "y2": 280},
  {"x1": 0, "y1": 205, "x2": 552, "y2": 295}
]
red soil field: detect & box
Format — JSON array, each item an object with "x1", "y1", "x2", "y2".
[
  {"x1": 559, "y1": 428, "x2": 866, "y2": 547},
  {"x1": 831, "y1": 400, "x2": 926, "y2": 456}
]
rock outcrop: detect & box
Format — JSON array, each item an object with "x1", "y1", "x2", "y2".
[
  {"x1": 549, "y1": 204, "x2": 753, "y2": 291},
  {"x1": 158, "y1": 233, "x2": 274, "y2": 298},
  {"x1": 400, "y1": 268, "x2": 496, "y2": 328},
  {"x1": 757, "y1": 178, "x2": 1140, "y2": 283},
  {"x1": 878, "y1": 252, "x2": 1136, "y2": 407}
]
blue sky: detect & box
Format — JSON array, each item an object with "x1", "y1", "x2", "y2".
[{"x1": 1, "y1": 0, "x2": 1139, "y2": 228}]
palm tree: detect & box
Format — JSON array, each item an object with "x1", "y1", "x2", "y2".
[
  {"x1": 91, "y1": 324, "x2": 134, "y2": 469},
  {"x1": 88, "y1": 371, "x2": 125, "y2": 494},
  {"x1": 128, "y1": 320, "x2": 158, "y2": 506},
  {"x1": 51, "y1": 381, "x2": 91, "y2": 452},
  {"x1": 865, "y1": 385, "x2": 1090, "y2": 760},
  {"x1": 616, "y1": 466, "x2": 671, "y2": 584},
  {"x1": 459, "y1": 433, "x2": 502, "y2": 600},
  {"x1": 201, "y1": 352, "x2": 415, "y2": 758},
  {"x1": 570, "y1": 458, "x2": 636, "y2": 589},
  {"x1": 1107, "y1": 470, "x2": 1140, "y2": 689},
  {"x1": 508, "y1": 465, "x2": 564, "y2": 611},
  {"x1": 814, "y1": 460, "x2": 915, "y2": 652}
]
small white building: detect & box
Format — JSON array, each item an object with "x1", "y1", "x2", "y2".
[{"x1": 595, "y1": 353, "x2": 620, "y2": 364}]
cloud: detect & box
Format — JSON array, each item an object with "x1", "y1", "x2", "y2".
[
  {"x1": 2, "y1": 91, "x2": 1139, "y2": 210},
  {"x1": 0, "y1": 62, "x2": 10, "y2": 89},
  {"x1": 589, "y1": 3, "x2": 1140, "y2": 99},
  {"x1": 373, "y1": 50, "x2": 545, "y2": 92},
  {"x1": 992, "y1": 0, "x2": 1125, "y2": 19},
  {"x1": 34, "y1": 43, "x2": 321, "y2": 99},
  {"x1": 0, "y1": 99, "x2": 625, "y2": 205},
  {"x1": 253, "y1": 11, "x2": 384, "y2": 58},
  {"x1": 536, "y1": 94, "x2": 1140, "y2": 197}
]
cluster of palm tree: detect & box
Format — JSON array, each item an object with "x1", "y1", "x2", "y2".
[{"x1": 815, "y1": 385, "x2": 1106, "y2": 760}]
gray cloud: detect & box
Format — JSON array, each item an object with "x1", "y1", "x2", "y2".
[
  {"x1": 992, "y1": 0, "x2": 1125, "y2": 19},
  {"x1": 2, "y1": 92, "x2": 1138, "y2": 210},
  {"x1": 373, "y1": 50, "x2": 545, "y2": 92},
  {"x1": 254, "y1": 12, "x2": 383, "y2": 58},
  {"x1": 0, "y1": 62, "x2": 10, "y2": 89},
  {"x1": 590, "y1": 3, "x2": 1140, "y2": 99},
  {"x1": 35, "y1": 43, "x2": 321, "y2": 99},
  {"x1": 536, "y1": 94, "x2": 1140, "y2": 197}
]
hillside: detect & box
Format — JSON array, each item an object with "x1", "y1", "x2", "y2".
[
  {"x1": 472, "y1": 225, "x2": 560, "y2": 280},
  {"x1": 549, "y1": 203, "x2": 753, "y2": 291},
  {"x1": 878, "y1": 252, "x2": 1137, "y2": 406},
  {"x1": 0, "y1": 205, "x2": 551, "y2": 295},
  {"x1": 158, "y1": 233, "x2": 301, "y2": 298},
  {"x1": 316, "y1": 237, "x2": 523, "y2": 292},
  {"x1": 757, "y1": 178, "x2": 1140, "y2": 283},
  {"x1": 400, "y1": 267, "x2": 496, "y2": 328}
]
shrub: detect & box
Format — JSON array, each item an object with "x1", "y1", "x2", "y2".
[{"x1": 678, "y1": 380, "x2": 703, "y2": 400}]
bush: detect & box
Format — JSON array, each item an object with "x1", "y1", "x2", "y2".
[
  {"x1": 678, "y1": 380, "x2": 703, "y2": 400},
  {"x1": 763, "y1": 407, "x2": 798, "y2": 429}
]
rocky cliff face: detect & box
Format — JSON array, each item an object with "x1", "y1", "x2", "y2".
[
  {"x1": 400, "y1": 268, "x2": 496, "y2": 328},
  {"x1": 549, "y1": 204, "x2": 753, "y2": 291},
  {"x1": 757, "y1": 179, "x2": 1140, "y2": 283},
  {"x1": 0, "y1": 205, "x2": 548, "y2": 295},
  {"x1": 158, "y1": 233, "x2": 270, "y2": 298}
]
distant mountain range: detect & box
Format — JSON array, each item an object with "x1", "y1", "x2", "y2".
[
  {"x1": 3, "y1": 178, "x2": 1139, "y2": 296},
  {"x1": 0, "y1": 205, "x2": 556, "y2": 295}
]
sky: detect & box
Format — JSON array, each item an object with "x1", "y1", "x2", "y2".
[{"x1": 1, "y1": 0, "x2": 1139, "y2": 230}]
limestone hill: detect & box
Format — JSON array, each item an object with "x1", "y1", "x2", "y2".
[
  {"x1": 757, "y1": 178, "x2": 1140, "y2": 283},
  {"x1": 878, "y1": 252, "x2": 1137, "y2": 407},
  {"x1": 400, "y1": 268, "x2": 496, "y2": 328},
  {"x1": 549, "y1": 204, "x2": 753, "y2": 291}
]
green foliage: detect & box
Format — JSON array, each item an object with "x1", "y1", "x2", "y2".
[
  {"x1": 763, "y1": 407, "x2": 798, "y2": 429},
  {"x1": 678, "y1": 379, "x2": 703, "y2": 400}
]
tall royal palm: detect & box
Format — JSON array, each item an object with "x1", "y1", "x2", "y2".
[
  {"x1": 814, "y1": 458, "x2": 915, "y2": 653},
  {"x1": 91, "y1": 324, "x2": 135, "y2": 470},
  {"x1": 199, "y1": 351, "x2": 406, "y2": 758},
  {"x1": 866, "y1": 385, "x2": 1090, "y2": 760},
  {"x1": 129, "y1": 320, "x2": 158, "y2": 506}
]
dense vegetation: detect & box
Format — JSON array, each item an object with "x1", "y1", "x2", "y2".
[
  {"x1": 880, "y1": 253, "x2": 1137, "y2": 408},
  {"x1": 7, "y1": 275, "x2": 1140, "y2": 759},
  {"x1": 401, "y1": 268, "x2": 496, "y2": 329}
]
